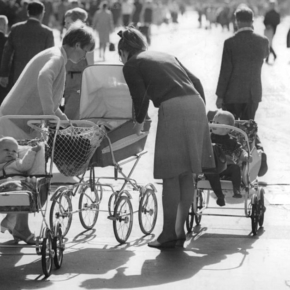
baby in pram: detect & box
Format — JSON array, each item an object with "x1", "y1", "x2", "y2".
[
  {"x1": 0, "y1": 136, "x2": 41, "y2": 244},
  {"x1": 205, "y1": 110, "x2": 251, "y2": 206}
]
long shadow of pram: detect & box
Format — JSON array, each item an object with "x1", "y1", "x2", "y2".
[{"x1": 78, "y1": 229, "x2": 263, "y2": 289}]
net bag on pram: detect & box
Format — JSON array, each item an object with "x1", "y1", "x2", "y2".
[{"x1": 45, "y1": 123, "x2": 105, "y2": 176}]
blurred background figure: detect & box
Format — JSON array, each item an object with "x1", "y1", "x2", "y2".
[
  {"x1": 111, "y1": 0, "x2": 122, "y2": 28},
  {"x1": 138, "y1": 0, "x2": 153, "y2": 45},
  {"x1": 263, "y1": 0, "x2": 280, "y2": 64},
  {"x1": 0, "y1": 15, "x2": 8, "y2": 105},
  {"x1": 168, "y1": 0, "x2": 179, "y2": 24},
  {"x1": 57, "y1": 0, "x2": 69, "y2": 36},
  {"x1": 42, "y1": 0, "x2": 54, "y2": 27},
  {"x1": 62, "y1": 7, "x2": 94, "y2": 120},
  {"x1": 15, "y1": 0, "x2": 29, "y2": 23},
  {"x1": 132, "y1": 0, "x2": 143, "y2": 27},
  {"x1": 121, "y1": 0, "x2": 134, "y2": 27},
  {"x1": 92, "y1": 1, "x2": 114, "y2": 60},
  {"x1": 0, "y1": 0, "x2": 54, "y2": 94},
  {"x1": 88, "y1": 0, "x2": 100, "y2": 26}
]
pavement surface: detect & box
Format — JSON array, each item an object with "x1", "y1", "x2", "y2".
[{"x1": 1, "y1": 9, "x2": 290, "y2": 290}]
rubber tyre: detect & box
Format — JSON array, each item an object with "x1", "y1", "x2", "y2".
[
  {"x1": 113, "y1": 196, "x2": 133, "y2": 244},
  {"x1": 52, "y1": 225, "x2": 64, "y2": 269},
  {"x1": 79, "y1": 185, "x2": 100, "y2": 230},
  {"x1": 186, "y1": 203, "x2": 195, "y2": 233},
  {"x1": 258, "y1": 188, "x2": 265, "y2": 227},
  {"x1": 195, "y1": 190, "x2": 203, "y2": 225},
  {"x1": 41, "y1": 231, "x2": 53, "y2": 278},
  {"x1": 251, "y1": 195, "x2": 259, "y2": 235},
  {"x1": 108, "y1": 193, "x2": 118, "y2": 217},
  {"x1": 49, "y1": 191, "x2": 73, "y2": 237},
  {"x1": 138, "y1": 188, "x2": 158, "y2": 235}
]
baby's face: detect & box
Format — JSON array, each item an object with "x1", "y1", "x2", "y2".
[
  {"x1": 212, "y1": 115, "x2": 230, "y2": 135},
  {"x1": 0, "y1": 140, "x2": 18, "y2": 163}
]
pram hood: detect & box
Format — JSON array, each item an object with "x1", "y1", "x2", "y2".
[{"x1": 79, "y1": 64, "x2": 133, "y2": 123}]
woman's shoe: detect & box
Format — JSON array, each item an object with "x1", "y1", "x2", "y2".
[
  {"x1": 175, "y1": 239, "x2": 186, "y2": 248},
  {"x1": 12, "y1": 230, "x2": 36, "y2": 245},
  {"x1": 148, "y1": 239, "x2": 177, "y2": 249}
]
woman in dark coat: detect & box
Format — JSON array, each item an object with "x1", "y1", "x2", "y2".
[{"x1": 117, "y1": 27, "x2": 215, "y2": 248}]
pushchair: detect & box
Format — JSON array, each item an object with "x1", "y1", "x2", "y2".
[
  {"x1": 0, "y1": 115, "x2": 65, "y2": 277},
  {"x1": 49, "y1": 64, "x2": 158, "y2": 244},
  {"x1": 186, "y1": 118, "x2": 266, "y2": 235}
]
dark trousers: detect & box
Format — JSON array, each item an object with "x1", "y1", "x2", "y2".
[
  {"x1": 223, "y1": 102, "x2": 259, "y2": 120},
  {"x1": 205, "y1": 164, "x2": 241, "y2": 199},
  {"x1": 266, "y1": 46, "x2": 277, "y2": 62}
]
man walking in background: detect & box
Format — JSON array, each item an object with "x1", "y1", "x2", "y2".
[
  {"x1": 263, "y1": 0, "x2": 280, "y2": 64},
  {"x1": 216, "y1": 6, "x2": 269, "y2": 120},
  {"x1": 0, "y1": 0, "x2": 54, "y2": 91}
]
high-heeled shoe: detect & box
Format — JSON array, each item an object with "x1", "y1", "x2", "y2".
[
  {"x1": 12, "y1": 230, "x2": 36, "y2": 245},
  {"x1": 148, "y1": 239, "x2": 177, "y2": 249},
  {"x1": 175, "y1": 239, "x2": 186, "y2": 248}
]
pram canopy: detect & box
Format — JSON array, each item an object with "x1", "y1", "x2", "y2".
[{"x1": 80, "y1": 64, "x2": 133, "y2": 129}]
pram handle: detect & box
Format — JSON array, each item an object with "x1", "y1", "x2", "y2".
[{"x1": 28, "y1": 119, "x2": 96, "y2": 129}]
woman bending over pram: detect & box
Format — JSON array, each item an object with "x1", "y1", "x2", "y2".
[
  {"x1": 205, "y1": 110, "x2": 251, "y2": 207},
  {"x1": 0, "y1": 137, "x2": 41, "y2": 244}
]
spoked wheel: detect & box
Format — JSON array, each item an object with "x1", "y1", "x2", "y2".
[
  {"x1": 79, "y1": 185, "x2": 100, "y2": 230},
  {"x1": 195, "y1": 190, "x2": 203, "y2": 225},
  {"x1": 251, "y1": 195, "x2": 259, "y2": 235},
  {"x1": 49, "y1": 189, "x2": 73, "y2": 237},
  {"x1": 41, "y1": 230, "x2": 53, "y2": 278},
  {"x1": 108, "y1": 192, "x2": 118, "y2": 216},
  {"x1": 138, "y1": 188, "x2": 158, "y2": 235},
  {"x1": 52, "y1": 225, "x2": 65, "y2": 269},
  {"x1": 258, "y1": 188, "x2": 266, "y2": 227},
  {"x1": 186, "y1": 203, "x2": 195, "y2": 233},
  {"x1": 113, "y1": 196, "x2": 133, "y2": 244}
]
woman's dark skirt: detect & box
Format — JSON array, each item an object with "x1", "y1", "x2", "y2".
[{"x1": 154, "y1": 95, "x2": 215, "y2": 179}]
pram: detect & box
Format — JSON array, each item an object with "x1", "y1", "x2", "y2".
[
  {"x1": 49, "y1": 64, "x2": 158, "y2": 244},
  {"x1": 186, "y1": 119, "x2": 266, "y2": 235},
  {"x1": 0, "y1": 115, "x2": 66, "y2": 278}
]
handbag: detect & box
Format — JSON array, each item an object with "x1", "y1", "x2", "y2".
[
  {"x1": 203, "y1": 143, "x2": 227, "y2": 174},
  {"x1": 109, "y1": 43, "x2": 115, "y2": 52}
]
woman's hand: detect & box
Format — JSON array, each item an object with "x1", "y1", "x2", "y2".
[{"x1": 133, "y1": 122, "x2": 145, "y2": 136}]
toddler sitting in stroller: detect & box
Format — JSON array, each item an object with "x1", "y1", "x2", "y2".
[
  {"x1": 0, "y1": 136, "x2": 41, "y2": 244},
  {"x1": 205, "y1": 110, "x2": 251, "y2": 207}
]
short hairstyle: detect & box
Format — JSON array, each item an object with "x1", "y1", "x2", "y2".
[
  {"x1": 65, "y1": 7, "x2": 88, "y2": 22},
  {"x1": 27, "y1": 1, "x2": 44, "y2": 17},
  {"x1": 234, "y1": 6, "x2": 254, "y2": 23},
  {"x1": 117, "y1": 27, "x2": 148, "y2": 59},
  {"x1": 214, "y1": 110, "x2": 235, "y2": 126},
  {"x1": 62, "y1": 25, "x2": 95, "y2": 50}
]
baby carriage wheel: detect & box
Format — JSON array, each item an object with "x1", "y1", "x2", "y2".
[
  {"x1": 195, "y1": 189, "x2": 203, "y2": 225},
  {"x1": 79, "y1": 185, "x2": 100, "y2": 230},
  {"x1": 186, "y1": 203, "x2": 195, "y2": 233},
  {"x1": 251, "y1": 195, "x2": 259, "y2": 235},
  {"x1": 108, "y1": 192, "x2": 118, "y2": 216},
  {"x1": 138, "y1": 187, "x2": 158, "y2": 235},
  {"x1": 52, "y1": 224, "x2": 65, "y2": 269},
  {"x1": 113, "y1": 195, "x2": 133, "y2": 244},
  {"x1": 49, "y1": 188, "x2": 73, "y2": 237},
  {"x1": 41, "y1": 229, "x2": 53, "y2": 278},
  {"x1": 258, "y1": 188, "x2": 265, "y2": 227}
]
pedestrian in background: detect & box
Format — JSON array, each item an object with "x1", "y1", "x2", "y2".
[
  {"x1": 132, "y1": 0, "x2": 143, "y2": 27},
  {"x1": 0, "y1": 0, "x2": 54, "y2": 92},
  {"x1": 0, "y1": 15, "x2": 8, "y2": 105},
  {"x1": 121, "y1": 0, "x2": 134, "y2": 27},
  {"x1": 63, "y1": 7, "x2": 94, "y2": 120},
  {"x1": 216, "y1": 6, "x2": 269, "y2": 120},
  {"x1": 117, "y1": 27, "x2": 214, "y2": 249},
  {"x1": 263, "y1": 0, "x2": 280, "y2": 64},
  {"x1": 92, "y1": 1, "x2": 114, "y2": 60}
]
